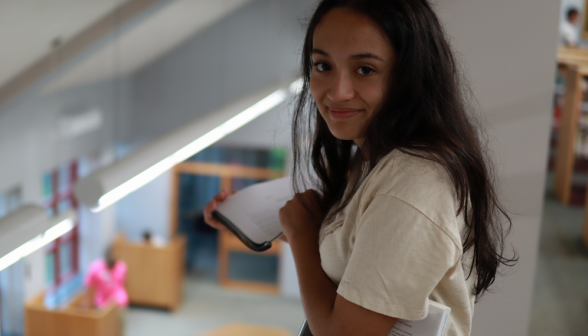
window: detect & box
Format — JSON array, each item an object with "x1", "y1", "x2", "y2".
[
  {"x1": 0, "y1": 187, "x2": 22, "y2": 218},
  {"x1": 45, "y1": 252, "x2": 55, "y2": 287},
  {"x1": 43, "y1": 161, "x2": 79, "y2": 289},
  {"x1": 6, "y1": 188, "x2": 21, "y2": 212},
  {"x1": 59, "y1": 241, "x2": 73, "y2": 277},
  {"x1": 0, "y1": 186, "x2": 24, "y2": 335}
]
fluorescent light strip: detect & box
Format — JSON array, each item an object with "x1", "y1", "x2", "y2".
[
  {"x1": 0, "y1": 218, "x2": 74, "y2": 272},
  {"x1": 93, "y1": 85, "x2": 293, "y2": 212},
  {"x1": 289, "y1": 78, "x2": 303, "y2": 95}
]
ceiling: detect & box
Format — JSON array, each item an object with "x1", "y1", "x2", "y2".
[
  {"x1": 0, "y1": 0, "x2": 250, "y2": 95},
  {"x1": 0, "y1": 0, "x2": 123, "y2": 89}
]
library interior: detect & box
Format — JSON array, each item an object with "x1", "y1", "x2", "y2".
[{"x1": 0, "y1": 0, "x2": 584, "y2": 335}]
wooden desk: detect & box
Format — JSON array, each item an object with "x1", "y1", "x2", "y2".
[
  {"x1": 112, "y1": 234, "x2": 186, "y2": 310},
  {"x1": 25, "y1": 291, "x2": 119, "y2": 336}
]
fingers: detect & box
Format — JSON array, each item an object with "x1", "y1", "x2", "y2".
[
  {"x1": 204, "y1": 211, "x2": 227, "y2": 231},
  {"x1": 293, "y1": 190, "x2": 322, "y2": 207},
  {"x1": 291, "y1": 190, "x2": 323, "y2": 219},
  {"x1": 304, "y1": 189, "x2": 322, "y2": 201},
  {"x1": 203, "y1": 198, "x2": 217, "y2": 220},
  {"x1": 213, "y1": 190, "x2": 229, "y2": 202},
  {"x1": 205, "y1": 218, "x2": 228, "y2": 231},
  {"x1": 204, "y1": 190, "x2": 236, "y2": 231}
]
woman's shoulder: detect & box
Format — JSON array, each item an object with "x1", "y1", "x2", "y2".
[
  {"x1": 367, "y1": 149, "x2": 454, "y2": 195},
  {"x1": 361, "y1": 149, "x2": 459, "y2": 232}
]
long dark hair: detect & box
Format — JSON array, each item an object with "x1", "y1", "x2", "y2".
[{"x1": 291, "y1": 0, "x2": 517, "y2": 300}]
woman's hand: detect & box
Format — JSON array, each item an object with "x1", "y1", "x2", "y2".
[
  {"x1": 279, "y1": 189, "x2": 324, "y2": 244},
  {"x1": 203, "y1": 190, "x2": 237, "y2": 231}
]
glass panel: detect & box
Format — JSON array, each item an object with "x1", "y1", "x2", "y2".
[
  {"x1": 57, "y1": 198, "x2": 72, "y2": 215},
  {"x1": 0, "y1": 193, "x2": 6, "y2": 218},
  {"x1": 42, "y1": 172, "x2": 53, "y2": 202},
  {"x1": 59, "y1": 241, "x2": 73, "y2": 277},
  {"x1": 6, "y1": 187, "x2": 21, "y2": 212},
  {"x1": 45, "y1": 252, "x2": 55, "y2": 287},
  {"x1": 59, "y1": 165, "x2": 70, "y2": 194}
]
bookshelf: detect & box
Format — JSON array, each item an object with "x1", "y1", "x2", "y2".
[
  {"x1": 170, "y1": 161, "x2": 284, "y2": 293},
  {"x1": 554, "y1": 48, "x2": 588, "y2": 204},
  {"x1": 555, "y1": 47, "x2": 588, "y2": 248}
]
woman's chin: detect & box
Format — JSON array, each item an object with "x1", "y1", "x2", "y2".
[
  {"x1": 326, "y1": 123, "x2": 363, "y2": 141},
  {"x1": 330, "y1": 131, "x2": 360, "y2": 141}
]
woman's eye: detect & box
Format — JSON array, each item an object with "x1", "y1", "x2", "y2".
[
  {"x1": 314, "y1": 62, "x2": 331, "y2": 72},
  {"x1": 357, "y1": 66, "x2": 374, "y2": 75}
]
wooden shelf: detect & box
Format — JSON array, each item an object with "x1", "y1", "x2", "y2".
[
  {"x1": 217, "y1": 231, "x2": 282, "y2": 294},
  {"x1": 553, "y1": 63, "x2": 585, "y2": 204},
  {"x1": 555, "y1": 47, "x2": 588, "y2": 249},
  {"x1": 169, "y1": 161, "x2": 284, "y2": 294}
]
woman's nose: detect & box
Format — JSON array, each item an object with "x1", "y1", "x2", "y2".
[{"x1": 327, "y1": 73, "x2": 355, "y2": 102}]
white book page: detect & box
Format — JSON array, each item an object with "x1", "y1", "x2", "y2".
[
  {"x1": 388, "y1": 300, "x2": 450, "y2": 336},
  {"x1": 216, "y1": 177, "x2": 295, "y2": 244}
]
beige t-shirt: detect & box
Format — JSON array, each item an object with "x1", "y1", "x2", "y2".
[{"x1": 319, "y1": 149, "x2": 476, "y2": 336}]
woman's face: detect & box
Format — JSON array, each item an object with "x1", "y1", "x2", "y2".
[{"x1": 310, "y1": 8, "x2": 394, "y2": 147}]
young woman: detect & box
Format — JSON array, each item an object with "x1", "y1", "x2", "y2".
[
  {"x1": 204, "y1": 1, "x2": 516, "y2": 335},
  {"x1": 84, "y1": 248, "x2": 128, "y2": 310}
]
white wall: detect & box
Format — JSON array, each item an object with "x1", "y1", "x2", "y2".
[
  {"x1": 217, "y1": 102, "x2": 292, "y2": 150},
  {"x1": 279, "y1": 242, "x2": 301, "y2": 298},
  {"x1": 434, "y1": 1, "x2": 559, "y2": 335},
  {"x1": 23, "y1": 250, "x2": 46, "y2": 301},
  {"x1": 116, "y1": 170, "x2": 171, "y2": 241}
]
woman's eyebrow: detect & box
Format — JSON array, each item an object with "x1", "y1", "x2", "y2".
[
  {"x1": 312, "y1": 48, "x2": 330, "y2": 57},
  {"x1": 350, "y1": 53, "x2": 385, "y2": 62},
  {"x1": 312, "y1": 49, "x2": 384, "y2": 62}
]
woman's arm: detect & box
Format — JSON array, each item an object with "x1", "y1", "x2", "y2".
[{"x1": 280, "y1": 191, "x2": 398, "y2": 336}]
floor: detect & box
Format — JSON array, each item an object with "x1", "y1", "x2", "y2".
[
  {"x1": 125, "y1": 277, "x2": 305, "y2": 336},
  {"x1": 527, "y1": 175, "x2": 588, "y2": 336}
]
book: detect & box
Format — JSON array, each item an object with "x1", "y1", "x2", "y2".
[
  {"x1": 212, "y1": 177, "x2": 294, "y2": 252},
  {"x1": 389, "y1": 300, "x2": 451, "y2": 336},
  {"x1": 297, "y1": 300, "x2": 451, "y2": 336}
]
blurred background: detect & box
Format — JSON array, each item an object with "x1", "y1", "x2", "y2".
[{"x1": 0, "y1": 0, "x2": 581, "y2": 335}]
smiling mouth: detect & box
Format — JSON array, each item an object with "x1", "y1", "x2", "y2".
[{"x1": 328, "y1": 108, "x2": 363, "y2": 119}]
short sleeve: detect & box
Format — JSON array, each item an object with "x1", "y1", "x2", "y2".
[{"x1": 337, "y1": 194, "x2": 459, "y2": 321}]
